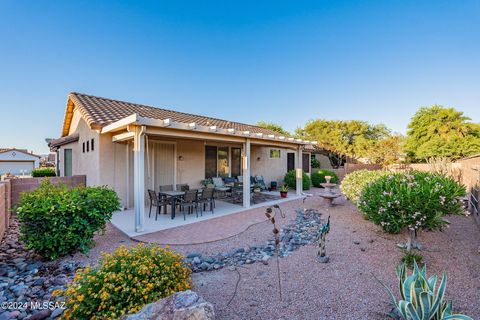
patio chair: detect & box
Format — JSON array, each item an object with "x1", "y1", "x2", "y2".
[
  {"x1": 147, "y1": 189, "x2": 168, "y2": 221},
  {"x1": 178, "y1": 189, "x2": 199, "y2": 220},
  {"x1": 223, "y1": 176, "x2": 236, "y2": 186},
  {"x1": 198, "y1": 187, "x2": 215, "y2": 214},
  {"x1": 176, "y1": 184, "x2": 189, "y2": 191},
  {"x1": 212, "y1": 177, "x2": 230, "y2": 198},
  {"x1": 255, "y1": 175, "x2": 267, "y2": 191}
]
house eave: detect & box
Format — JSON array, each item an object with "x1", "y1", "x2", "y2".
[{"x1": 102, "y1": 114, "x2": 314, "y2": 147}]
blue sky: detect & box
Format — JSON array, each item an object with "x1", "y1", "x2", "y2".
[{"x1": 1, "y1": 0, "x2": 479, "y2": 154}]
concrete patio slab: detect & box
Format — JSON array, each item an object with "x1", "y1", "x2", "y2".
[{"x1": 111, "y1": 192, "x2": 305, "y2": 238}]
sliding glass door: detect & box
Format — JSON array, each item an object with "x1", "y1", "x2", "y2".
[
  {"x1": 205, "y1": 146, "x2": 217, "y2": 178},
  {"x1": 205, "y1": 146, "x2": 242, "y2": 178},
  {"x1": 231, "y1": 147, "x2": 241, "y2": 178}
]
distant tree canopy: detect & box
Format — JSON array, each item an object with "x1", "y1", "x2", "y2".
[
  {"x1": 296, "y1": 119, "x2": 403, "y2": 165},
  {"x1": 405, "y1": 105, "x2": 480, "y2": 161},
  {"x1": 256, "y1": 121, "x2": 290, "y2": 136}
]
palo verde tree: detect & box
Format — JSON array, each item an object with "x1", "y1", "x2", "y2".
[
  {"x1": 296, "y1": 119, "x2": 401, "y2": 165},
  {"x1": 256, "y1": 121, "x2": 291, "y2": 136},
  {"x1": 405, "y1": 105, "x2": 480, "y2": 161}
]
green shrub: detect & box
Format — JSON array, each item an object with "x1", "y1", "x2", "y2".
[
  {"x1": 284, "y1": 170, "x2": 311, "y2": 190},
  {"x1": 57, "y1": 244, "x2": 191, "y2": 320},
  {"x1": 16, "y1": 180, "x2": 120, "y2": 259},
  {"x1": 340, "y1": 169, "x2": 389, "y2": 204},
  {"x1": 31, "y1": 167, "x2": 56, "y2": 177},
  {"x1": 310, "y1": 169, "x2": 338, "y2": 187},
  {"x1": 358, "y1": 171, "x2": 465, "y2": 234},
  {"x1": 311, "y1": 156, "x2": 320, "y2": 169},
  {"x1": 378, "y1": 262, "x2": 473, "y2": 320},
  {"x1": 401, "y1": 249, "x2": 423, "y2": 268}
]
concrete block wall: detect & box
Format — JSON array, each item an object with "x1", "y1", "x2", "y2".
[
  {"x1": 0, "y1": 180, "x2": 11, "y2": 241},
  {"x1": 8, "y1": 175, "x2": 86, "y2": 206}
]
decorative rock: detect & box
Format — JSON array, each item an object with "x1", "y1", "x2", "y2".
[
  {"x1": 193, "y1": 257, "x2": 201, "y2": 265},
  {"x1": 186, "y1": 252, "x2": 201, "y2": 259},
  {"x1": 185, "y1": 208, "x2": 324, "y2": 273},
  {"x1": 27, "y1": 310, "x2": 50, "y2": 320},
  {"x1": 122, "y1": 290, "x2": 215, "y2": 320},
  {"x1": 353, "y1": 240, "x2": 360, "y2": 245},
  {"x1": 317, "y1": 256, "x2": 330, "y2": 263},
  {"x1": 50, "y1": 308, "x2": 65, "y2": 319}
]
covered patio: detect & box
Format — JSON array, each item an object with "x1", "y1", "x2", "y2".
[
  {"x1": 111, "y1": 191, "x2": 304, "y2": 237},
  {"x1": 102, "y1": 113, "x2": 315, "y2": 235}
]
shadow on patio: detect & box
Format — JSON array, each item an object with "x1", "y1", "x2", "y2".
[{"x1": 111, "y1": 192, "x2": 305, "y2": 243}]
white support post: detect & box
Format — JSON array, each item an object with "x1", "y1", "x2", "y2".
[
  {"x1": 133, "y1": 126, "x2": 146, "y2": 232},
  {"x1": 296, "y1": 145, "x2": 303, "y2": 196},
  {"x1": 243, "y1": 138, "x2": 251, "y2": 208}
]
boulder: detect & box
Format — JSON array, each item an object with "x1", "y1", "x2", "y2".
[{"x1": 122, "y1": 290, "x2": 215, "y2": 320}]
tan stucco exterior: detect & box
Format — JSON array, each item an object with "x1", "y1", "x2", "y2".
[{"x1": 56, "y1": 109, "x2": 309, "y2": 209}]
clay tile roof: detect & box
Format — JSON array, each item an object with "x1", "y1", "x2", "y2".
[{"x1": 67, "y1": 92, "x2": 279, "y2": 136}]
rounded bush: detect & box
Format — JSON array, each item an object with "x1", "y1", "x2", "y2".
[
  {"x1": 58, "y1": 244, "x2": 192, "y2": 319},
  {"x1": 310, "y1": 169, "x2": 338, "y2": 187},
  {"x1": 16, "y1": 180, "x2": 120, "y2": 259},
  {"x1": 31, "y1": 168, "x2": 56, "y2": 177},
  {"x1": 358, "y1": 171, "x2": 466, "y2": 233},
  {"x1": 284, "y1": 170, "x2": 311, "y2": 190},
  {"x1": 340, "y1": 169, "x2": 389, "y2": 204}
]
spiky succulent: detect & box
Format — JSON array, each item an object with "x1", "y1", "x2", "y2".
[{"x1": 378, "y1": 261, "x2": 472, "y2": 320}]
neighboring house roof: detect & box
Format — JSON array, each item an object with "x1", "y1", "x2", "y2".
[
  {"x1": 0, "y1": 148, "x2": 40, "y2": 158},
  {"x1": 48, "y1": 133, "x2": 80, "y2": 150},
  {"x1": 61, "y1": 92, "x2": 281, "y2": 138}
]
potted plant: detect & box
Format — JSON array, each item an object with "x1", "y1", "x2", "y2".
[
  {"x1": 253, "y1": 183, "x2": 261, "y2": 193},
  {"x1": 280, "y1": 185, "x2": 289, "y2": 198}
]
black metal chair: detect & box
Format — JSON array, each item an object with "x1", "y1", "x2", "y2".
[
  {"x1": 178, "y1": 189, "x2": 199, "y2": 220},
  {"x1": 198, "y1": 187, "x2": 215, "y2": 214},
  {"x1": 148, "y1": 189, "x2": 168, "y2": 221}
]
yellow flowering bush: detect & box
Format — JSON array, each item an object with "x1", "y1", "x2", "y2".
[{"x1": 57, "y1": 244, "x2": 191, "y2": 319}]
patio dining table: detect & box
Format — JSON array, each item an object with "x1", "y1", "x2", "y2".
[{"x1": 159, "y1": 190, "x2": 185, "y2": 219}]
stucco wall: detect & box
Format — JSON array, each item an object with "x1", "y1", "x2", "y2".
[
  {"x1": 57, "y1": 110, "x2": 101, "y2": 186},
  {"x1": 314, "y1": 154, "x2": 334, "y2": 169},
  {"x1": 176, "y1": 139, "x2": 206, "y2": 188},
  {"x1": 251, "y1": 146, "x2": 300, "y2": 186}
]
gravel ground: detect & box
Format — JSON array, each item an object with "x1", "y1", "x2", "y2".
[{"x1": 62, "y1": 192, "x2": 480, "y2": 319}]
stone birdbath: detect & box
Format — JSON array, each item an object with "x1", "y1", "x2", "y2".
[{"x1": 319, "y1": 176, "x2": 341, "y2": 207}]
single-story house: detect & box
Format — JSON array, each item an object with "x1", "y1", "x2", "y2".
[
  {"x1": 49, "y1": 92, "x2": 316, "y2": 232},
  {"x1": 0, "y1": 148, "x2": 40, "y2": 176}
]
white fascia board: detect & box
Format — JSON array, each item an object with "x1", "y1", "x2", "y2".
[{"x1": 101, "y1": 114, "x2": 139, "y2": 133}]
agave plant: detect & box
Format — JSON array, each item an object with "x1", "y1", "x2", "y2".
[{"x1": 377, "y1": 261, "x2": 472, "y2": 320}]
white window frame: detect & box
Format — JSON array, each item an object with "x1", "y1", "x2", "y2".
[{"x1": 269, "y1": 149, "x2": 281, "y2": 159}]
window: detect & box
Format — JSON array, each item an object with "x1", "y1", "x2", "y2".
[
  {"x1": 91, "y1": 138, "x2": 94, "y2": 151},
  {"x1": 205, "y1": 146, "x2": 236, "y2": 178},
  {"x1": 270, "y1": 149, "x2": 281, "y2": 159},
  {"x1": 82, "y1": 142, "x2": 85, "y2": 153},
  {"x1": 86, "y1": 140, "x2": 89, "y2": 152}
]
